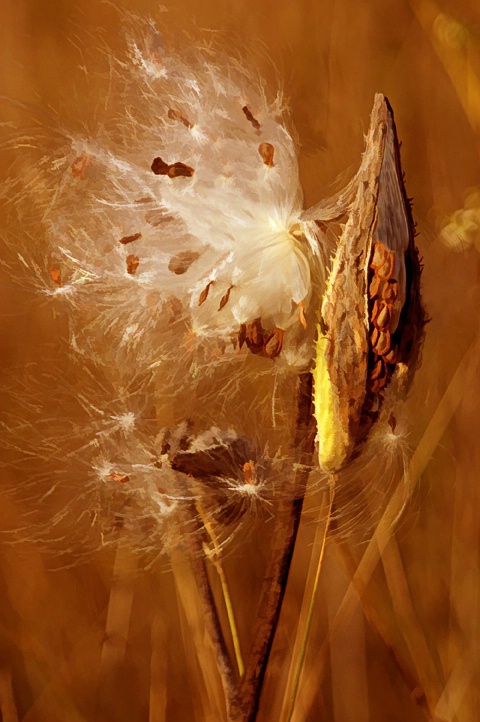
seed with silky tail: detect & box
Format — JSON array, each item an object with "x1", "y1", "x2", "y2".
[{"x1": 313, "y1": 93, "x2": 426, "y2": 472}]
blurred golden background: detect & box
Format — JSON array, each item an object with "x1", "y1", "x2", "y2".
[{"x1": 1, "y1": 0, "x2": 480, "y2": 721}]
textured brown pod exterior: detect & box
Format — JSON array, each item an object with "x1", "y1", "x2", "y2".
[{"x1": 313, "y1": 93, "x2": 425, "y2": 472}]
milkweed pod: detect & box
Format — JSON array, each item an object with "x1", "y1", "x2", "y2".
[{"x1": 314, "y1": 93, "x2": 425, "y2": 472}]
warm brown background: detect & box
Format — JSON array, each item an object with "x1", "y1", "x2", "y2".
[{"x1": 1, "y1": 1, "x2": 480, "y2": 721}]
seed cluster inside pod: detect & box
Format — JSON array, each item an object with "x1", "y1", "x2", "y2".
[{"x1": 313, "y1": 94, "x2": 425, "y2": 472}]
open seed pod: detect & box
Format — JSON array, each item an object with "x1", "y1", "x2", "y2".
[{"x1": 313, "y1": 93, "x2": 425, "y2": 472}]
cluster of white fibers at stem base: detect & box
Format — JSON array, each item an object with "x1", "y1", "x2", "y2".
[{"x1": 21, "y1": 17, "x2": 323, "y2": 369}]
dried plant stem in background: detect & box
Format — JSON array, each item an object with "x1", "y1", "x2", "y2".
[
  {"x1": 96, "y1": 547, "x2": 136, "y2": 721},
  {"x1": 0, "y1": 669, "x2": 19, "y2": 722},
  {"x1": 198, "y1": 502, "x2": 245, "y2": 677},
  {"x1": 297, "y1": 328, "x2": 480, "y2": 719},
  {"x1": 178, "y1": 499, "x2": 237, "y2": 713},
  {"x1": 172, "y1": 556, "x2": 228, "y2": 722},
  {"x1": 283, "y1": 481, "x2": 335, "y2": 722},
  {"x1": 231, "y1": 373, "x2": 316, "y2": 722}
]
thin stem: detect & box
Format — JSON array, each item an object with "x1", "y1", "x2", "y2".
[
  {"x1": 230, "y1": 372, "x2": 316, "y2": 722},
  {"x1": 200, "y1": 505, "x2": 245, "y2": 677},
  {"x1": 285, "y1": 481, "x2": 335, "y2": 722},
  {"x1": 177, "y1": 490, "x2": 237, "y2": 713}
]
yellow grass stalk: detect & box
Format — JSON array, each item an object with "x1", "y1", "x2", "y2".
[{"x1": 298, "y1": 329, "x2": 480, "y2": 718}]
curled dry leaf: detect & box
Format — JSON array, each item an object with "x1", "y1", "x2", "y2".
[{"x1": 314, "y1": 93, "x2": 425, "y2": 472}]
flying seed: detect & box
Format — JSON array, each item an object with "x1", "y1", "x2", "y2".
[
  {"x1": 218, "y1": 285, "x2": 234, "y2": 311},
  {"x1": 168, "y1": 108, "x2": 194, "y2": 129},
  {"x1": 243, "y1": 461, "x2": 255, "y2": 484},
  {"x1": 50, "y1": 267, "x2": 62, "y2": 287},
  {"x1": 298, "y1": 301, "x2": 308, "y2": 329},
  {"x1": 151, "y1": 157, "x2": 194, "y2": 178},
  {"x1": 105, "y1": 471, "x2": 130, "y2": 484},
  {"x1": 168, "y1": 251, "x2": 200, "y2": 275},
  {"x1": 242, "y1": 105, "x2": 261, "y2": 131},
  {"x1": 126, "y1": 254, "x2": 140, "y2": 275},
  {"x1": 119, "y1": 232, "x2": 142, "y2": 245},
  {"x1": 198, "y1": 280, "x2": 214, "y2": 305},
  {"x1": 71, "y1": 153, "x2": 90, "y2": 178},
  {"x1": 258, "y1": 142, "x2": 275, "y2": 167}
]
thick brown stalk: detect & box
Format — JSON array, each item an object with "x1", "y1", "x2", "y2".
[{"x1": 230, "y1": 372, "x2": 316, "y2": 722}]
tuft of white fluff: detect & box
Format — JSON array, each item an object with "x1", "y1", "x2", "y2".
[{"x1": 32, "y1": 20, "x2": 322, "y2": 366}]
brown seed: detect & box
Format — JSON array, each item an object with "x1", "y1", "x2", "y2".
[
  {"x1": 382, "y1": 279, "x2": 399, "y2": 303},
  {"x1": 242, "y1": 105, "x2": 261, "y2": 131},
  {"x1": 371, "y1": 327, "x2": 379, "y2": 348},
  {"x1": 377, "y1": 251, "x2": 395, "y2": 280},
  {"x1": 264, "y1": 327, "x2": 284, "y2": 359},
  {"x1": 238, "y1": 324, "x2": 247, "y2": 349},
  {"x1": 245, "y1": 318, "x2": 265, "y2": 353},
  {"x1": 298, "y1": 301, "x2": 308, "y2": 329},
  {"x1": 243, "y1": 461, "x2": 255, "y2": 485},
  {"x1": 151, "y1": 157, "x2": 170, "y2": 175},
  {"x1": 167, "y1": 162, "x2": 195, "y2": 178},
  {"x1": 258, "y1": 142, "x2": 275, "y2": 167},
  {"x1": 168, "y1": 251, "x2": 200, "y2": 275},
  {"x1": 370, "y1": 242, "x2": 389, "y2": 269},
  {"x1": 198, "y1": 280, "x2": 214, "y2": 305},
  {"x1": 119, "y1": 232, "x2": 142, "y2": 245},
  {"x1": 126, "y1": 254, "x2": 140, "y2": 275},
  {"x1": 71, "y1": 153, "x2": 90, "y2": 178},
  {"x1": 145, "y1": 209, "x2": 175, "y2": 226},
  {"x1": 384, "y1": 345, "x2": 398, "y2": 365},
  {"x1": 372, "y1": 329, "x2": 391, "y2": 356},
  {"x1": 370, "y1": 358, "x2": 384, "y2": 381},
  {"x1": 50, "y1": 267, "x2": 62, "y2": 288},
  {"x1": 218, "y1": 285, "x2": 234, "y2": 311},
  {"x1": 105, "y1": 471, "x2": 130, "y2": 484},
  {"x1": 168, "y1": 108, "x2": 194, "y2": 129},
  {"x1": 375, "y1": 302, "x2": 391, "y2": 330},
  {"x1": 369, "y1": 274, "x2": 382, "y2": 298}
]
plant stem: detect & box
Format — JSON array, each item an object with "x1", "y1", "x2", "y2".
[
  {"x1": 230, "y1": 372, "x2": 316, "y2": 722},
  {"x1": 200, "y1": 505, "x2": 245, "y2": 677},
  {"x1": 178, "y1": 492, "x2": 237, "y2": 714}
]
